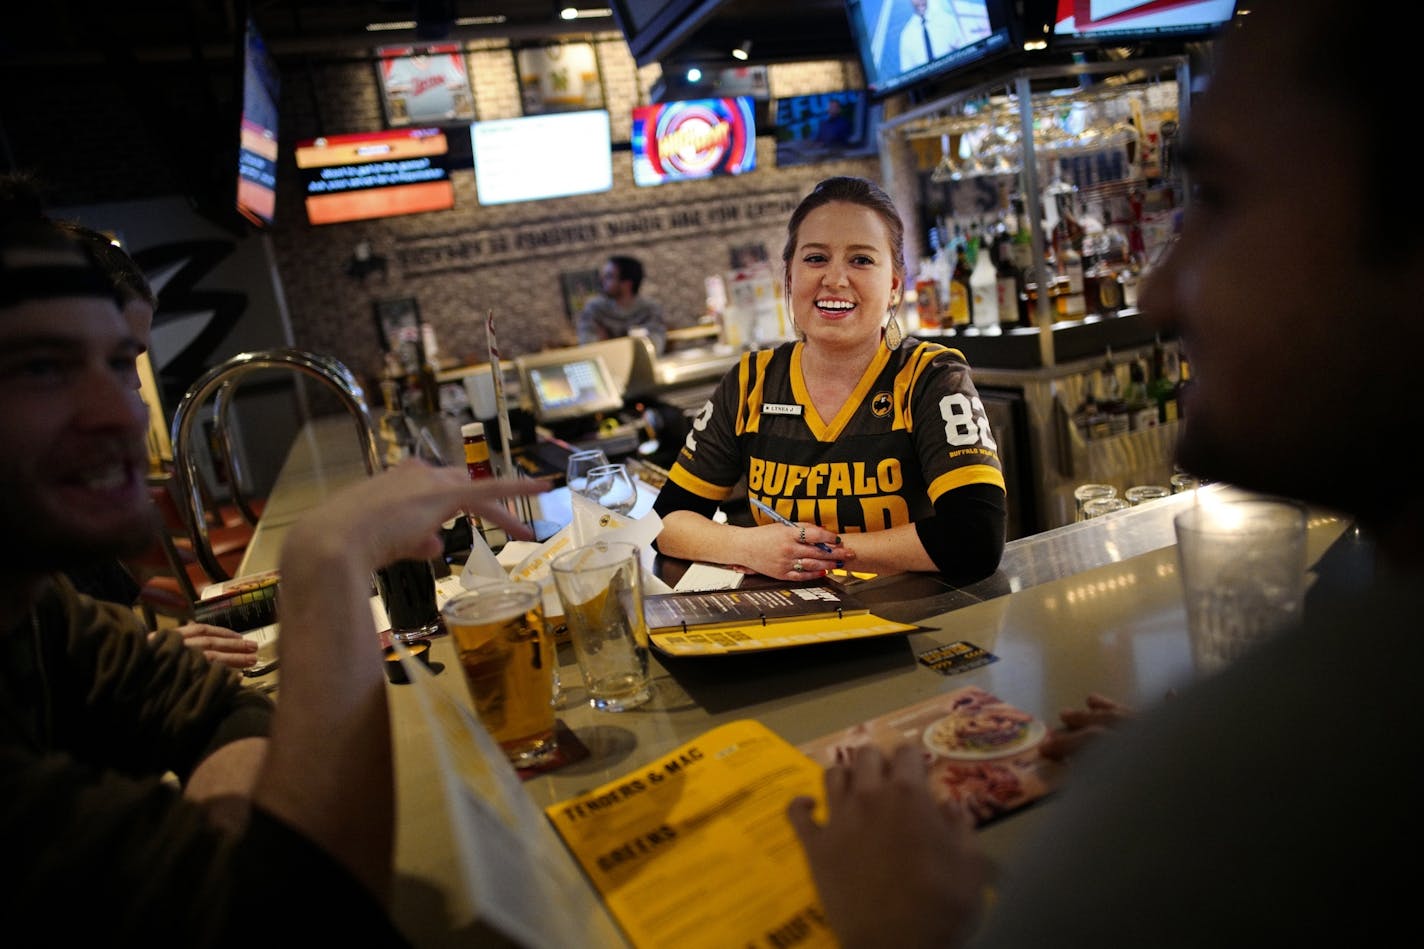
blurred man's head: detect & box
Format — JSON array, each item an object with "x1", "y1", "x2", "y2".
[
  {"x1": 601, "y1": 255, "x2": 645, "y2": 301},
  {"x1": 57, "y1": 220, "x2": 157, "y2": 351},
  {"x1": 0, "y1": 216, "x2": 154, "y2": 586},
  {"x1": 1142, "y1": 0, "x2": 1420, "y2": 546}
]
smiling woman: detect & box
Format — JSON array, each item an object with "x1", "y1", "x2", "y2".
[{"x1": 651, "y1": 175, "x2": 1008, "y2": 585}]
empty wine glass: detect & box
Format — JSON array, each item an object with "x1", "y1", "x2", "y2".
[
  {"x1": 565, "y1": 448, "x2": 609, "y2": 495},
  {"x1": 580, "y1": 463, "x2": 638, "y2": 517}
]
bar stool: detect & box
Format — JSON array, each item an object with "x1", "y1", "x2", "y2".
[{"x1": 130, "y1": 485, "x2": 248, "y2": 627}]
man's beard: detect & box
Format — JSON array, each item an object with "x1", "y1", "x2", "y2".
[{"x1": 0, "y1": 510, "x2": 158, "y2": 577}]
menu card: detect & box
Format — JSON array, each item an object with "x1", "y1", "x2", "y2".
[
  {"x1": 543, "y1": 688, "x2": 1058, "y2": 948},
  {"x1": 642, "y1": 583, "x2": 917, "y2": 657}
]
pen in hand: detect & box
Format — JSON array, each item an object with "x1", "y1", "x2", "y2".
[{"x1": 749, "y1": 496, "x2": 836, "y2": 554}]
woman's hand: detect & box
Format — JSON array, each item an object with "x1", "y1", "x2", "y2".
[
  {"x1": 154, "y1": 622, "x2": 260, "y2": 670},
  {"x1": 751, "y1": 521, "x2": 853, "y2": 581}
]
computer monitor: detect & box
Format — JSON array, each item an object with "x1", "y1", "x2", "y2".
[{"x1": 518, "y1": 353, "x2": 625, "y2": 425}]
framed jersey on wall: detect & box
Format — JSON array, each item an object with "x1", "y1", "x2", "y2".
[
  {"x1": 516, "y1": 41, "x2": 605, "y2": 116},
  {"x1": 376, "y1": 43, "x2": 475, "y2": 127}
]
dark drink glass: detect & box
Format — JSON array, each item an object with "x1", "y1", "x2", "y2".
[{"x1": 376, "y1": 559, "x2": 440, "y2": 643}]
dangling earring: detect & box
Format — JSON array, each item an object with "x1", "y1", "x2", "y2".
[{"x1": 883, "y1": 304, "x2": 903, "y2": 351}]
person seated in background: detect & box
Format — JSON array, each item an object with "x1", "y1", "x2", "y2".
[
  {"x1": 652, "y1": 176, "x2": 1006, "y2": 584},
  {"x1": 786, "y1": 3, "x2": 1423, "y2": 945},
  {"x1": 0, "y1": 211, "x2": 547, "y2": 942},
  {"x1": 575, "y1": 254, "x2": 668, "y2": 355},
  {"x1": 0, "y1": 173, "x2": 258, "y2": 670}
]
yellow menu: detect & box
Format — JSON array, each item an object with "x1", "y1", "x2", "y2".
[{"x1": 544, "y1": 720, "x2": 837, "y2": 949}]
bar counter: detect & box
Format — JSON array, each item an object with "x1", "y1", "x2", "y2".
[{"x1": 240, "y1": 415, "x2": 1359, "y2": 946}]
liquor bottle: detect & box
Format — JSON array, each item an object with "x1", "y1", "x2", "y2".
[
  {"x1": 1052, "y1": 194, "x2": 1087, "y2": 320},
  {"x1": 1051, "y1": 192, "x2": 1085, "y2": 258},
  {"x1": 1071, "y1": 371, "x2": 1106, "y2": 440},
  {"x1": 1148, "y1": 335, "x2": 1180, "y2": 423},
  {"x1": 1009, "y1": 195, "x2": 1036, "y2": 328},
  {"x1": 915, "y1": 264, "x2": 943, "y2": 331},
  {"x1": 1124, "y1": 356, "x2": 1156, "y2": 431},
  {"x1": 1173, "y1": 348, "x2": 1192, "y2": 419},
  {"x1": 969, "y1": 225, "x2": 1000, "y2": 330},
  {"x1": 948, "y1": 239, "x2": 972, "y2": 329},
  {"x1": 462, "y1": 421, "x2": 494, "y2": 533},
  {"x1": 991, "y1": 217, "x2": 1022, "y2": 329},
  {"x1": 1120, "y1": 253, "x2": 1144, "y2": 310},
  {"x1": 1098, "y1": 347, "x2": 1129, "y2": 435}
]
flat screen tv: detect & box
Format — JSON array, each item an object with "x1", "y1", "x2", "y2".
[
  {"x1": 631, "y1": 96, "x2": 757, "y2": 187},
  {"x1": 1051, "y1": 0, "x2": 1238, "y2": 48},
  {"x1": 236, "y1": 17, "x2": 279, "y2": 227},
  {"x1": 774, "y1": 89, "x2": 881, "y2": 168},
  {"x1": 470, "y1": 110, "x2": 613, "y2": 206},
  {"x1": 517, "y1": 353, "x2": 625, "y2": 425},
  {"x1": 845, "y1": 0, "x2": 1023, "y2": 101},
  {"x1": 293, "y1": 128, "x2": 455, "y2": 225}
]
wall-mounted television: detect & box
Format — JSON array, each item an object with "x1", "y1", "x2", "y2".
[
  {"x1": 236, "y1": 17, "x2": 279, "y2": 227},
  {"x1": 1051, "y1": 0, "x2": 1238, "y2": 48},
  {"x1": 846, "y1": 0, "x2": 1023, "y2": 101},
  {"x1": 631, "y1": 96, "x2": 757, "y2": 187},
  {"x1": 774, "y1": 89, "x2": 881, "y2": 168},
  {"x1": 470, "y1": 110, "x2": 613, "y2": 206},
  {"x1": 294, "y1": 128, "x2": 456, "y2": 225}
]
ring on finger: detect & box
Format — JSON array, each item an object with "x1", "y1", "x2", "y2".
[
  {"x1": 793, "y1": 559, "x2": 803, "y2": 573},
  {"x1": 799, "y1": 526, "x2": 807, "y2": 544}
]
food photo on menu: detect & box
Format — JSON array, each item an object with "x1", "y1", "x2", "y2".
[{"x1": 799, "y1": 686, "x2": 1064, "y2": 824}]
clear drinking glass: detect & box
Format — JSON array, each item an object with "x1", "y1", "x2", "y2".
[
  {"x1": 565, "y1": 448, "x2": 609, "y2": 495},
  {"x1": 1073, "y1": 483, "x2": 1118, "y2": 522},
  {"x1": 1083, "y1": 496, "x2": 1130, "y2": 519},
  {"x1": 579, "y1": 463, "x2": 638, "y2": 517},
  {"x1": 1124, "y1": 484, "x2": 1171, "y2": 506}
]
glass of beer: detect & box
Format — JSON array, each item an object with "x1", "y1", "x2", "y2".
[
  {"x1": 550, "y1": 541, "x2": 652, "y2": 712},
  {"x1": 441, "y1": 581, "x2": 559, "y2": 768}
]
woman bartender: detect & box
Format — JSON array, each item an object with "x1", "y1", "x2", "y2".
[{"x1": 652, "y1": 176, "x2": 1006, "y2": 582}]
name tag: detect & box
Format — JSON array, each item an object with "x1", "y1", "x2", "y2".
[{"x1": 762, "y1": 403, "x2": 803, "y2": 416}]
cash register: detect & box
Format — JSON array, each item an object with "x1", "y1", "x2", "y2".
[{"x1": 510, "y1": 343, "x2": 650, "y2": 468}]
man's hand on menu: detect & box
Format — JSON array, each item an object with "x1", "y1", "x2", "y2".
[
  {"x1": 787, "y1": 743, "x2": 988, "y2": 949},
  {"x1": 1038, "y1": 692, "x2": 1137, "y2": 762},
  {"x1": 152, "y1": 622, "x2": 260, "y2": 670}
]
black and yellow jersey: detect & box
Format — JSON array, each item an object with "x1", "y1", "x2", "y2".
[{"x1": 664, "y1": 338, "x2": 1005, "y2": 536}]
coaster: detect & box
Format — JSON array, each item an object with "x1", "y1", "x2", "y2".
[
  {"x1": 916, "y1": 640, "x2": 999, "y2": 676},
  {"x1": 516, "y1": 719, "x2": 590, "y2": 780}
]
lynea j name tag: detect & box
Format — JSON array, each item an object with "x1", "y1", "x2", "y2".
[{"x1": 762, "y1": 402, "x2": 803, "y2": 416}]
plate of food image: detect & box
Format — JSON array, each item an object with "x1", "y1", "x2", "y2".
[{"x1": 922, "y1": 697, "x2": 1047, "y2": 761}]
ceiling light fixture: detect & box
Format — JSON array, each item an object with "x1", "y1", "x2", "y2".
[
  {"x1": 731, "y1": 40, "x2": 751, "y2": 61},
  {"x1": 368, "y1": 14, "x2": 508, "y2": 31},
  {"x1": 561, "y1": 6, "x2": 613, "y2": 19},
  {"x1": 686, "y1": 66, "x2": 703, "y2": 83}
]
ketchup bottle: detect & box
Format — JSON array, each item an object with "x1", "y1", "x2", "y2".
[{"x1": 462, "y1": 421, "x2": 494, "y2": 535}]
